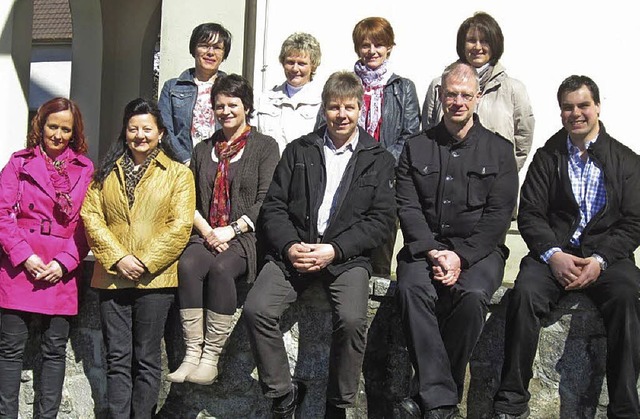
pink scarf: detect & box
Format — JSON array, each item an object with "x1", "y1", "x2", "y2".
[{"x1": 354, "y1": 60, "x2": 388, "y2": 141}]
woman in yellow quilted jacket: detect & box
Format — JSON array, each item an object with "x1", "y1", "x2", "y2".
[{"x1": 81, "y1": 98, "x2": 195, "y2": 418}]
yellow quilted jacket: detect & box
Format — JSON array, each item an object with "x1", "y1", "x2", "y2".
[{"x1": 81, "y1": 151, "x2": 195, "y2": 289}]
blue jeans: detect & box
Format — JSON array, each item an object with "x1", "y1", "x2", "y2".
[
  {"x1": 0, "y1": 309, "x2": 70, "y2": 419},
  {"x1": 99, "y1": 288, "x2": 174, "y2": 419}
]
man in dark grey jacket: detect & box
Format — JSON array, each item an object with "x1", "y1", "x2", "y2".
[
  {"x1": 396, "y1": 62, "x2": 518, "y2": 419},
  {"x1": 493, "y1": 76, "x2": 640, "y2": 419},
  {"x1": 244, "y1": 71, "x2": 396, "y2": 419}
]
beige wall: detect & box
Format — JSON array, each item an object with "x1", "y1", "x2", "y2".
[{"x1": 0, "y1": 0, "x2": 32, "y2": 166}]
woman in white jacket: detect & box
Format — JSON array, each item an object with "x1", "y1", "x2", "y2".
[
  {"x1": 422, "y1": 12, "x2": 534, "y2": 171},
  {"x1": 255, "y1": 33, "x2": 322, "y2": 154}
]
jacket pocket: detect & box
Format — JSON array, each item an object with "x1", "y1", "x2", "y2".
[
  {"x1": 171, "y1": 90, "x2": 195, "y2": 109},
  {"x1": 467, "y1": 164, "x2": 498, "y2": 207},
  {"x1": 411, "y1": 161, "x2": 440, "y2": 198}
]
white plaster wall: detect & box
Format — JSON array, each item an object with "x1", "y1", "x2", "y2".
[
  {"x1": 29, "y1": 45, "x2": 72, "y2": 109},
  {"x1": 0, "y1": 0, "x2": 32, "y2": 167},
  {"x1": 253, "y1": 0, "x2": 637, "y2": 170}
]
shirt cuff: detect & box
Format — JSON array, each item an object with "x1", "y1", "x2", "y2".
[
  {"x1": 241, "y1": 215, "x2": 254, "y2": 232},
  {"x1": 541, "y1": 247, "x2": 562, "y2": 264}
]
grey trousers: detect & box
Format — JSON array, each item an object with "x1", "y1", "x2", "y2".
[{"x1": 243, "y1": 261, "x2": 370, "y2": 408}]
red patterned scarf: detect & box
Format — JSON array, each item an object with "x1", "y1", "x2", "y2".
[
  {"x1": 209, "y1": 126, "x2": 251, "y2": 227},
  {"x1": 37, "y1": 145, "x2": 73, "y2": 223}
]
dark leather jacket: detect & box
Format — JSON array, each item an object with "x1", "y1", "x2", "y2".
[{"x1": 380, "y1": 74, "x2": 421, "y2": 162}]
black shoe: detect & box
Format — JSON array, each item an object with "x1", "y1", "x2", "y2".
[
  {"x1": 493, "y1": 407, "x2": 530, "y2": 419},
  {"x1": 272, "y1": 381, "x2": 307, "y2": 419},
  {"x1": 424, "y1": 406, "x2": 459, "y2": 419},
  {"x1": 324, "y1": 402, "x2": 346, "y2": 419},
  {"x1": 398, "y1": 397, "x2": 422, "y2": 417}
]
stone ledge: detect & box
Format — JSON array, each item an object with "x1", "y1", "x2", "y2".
[{"x1": 10, "y1": 264, "x2": 638, "y2": 418}]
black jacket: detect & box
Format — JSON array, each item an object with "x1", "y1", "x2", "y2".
[
  {"x1": 396, "y1": 115, "x2": 518, "y2": 267},
  {"x1": 518, "y1": 123, "x2": 640, "y2": 266},
  {"x1": 380, "y1": 74, "x2": 421, "y2": 162},
  {"x1": 259, "y1": 127, "x2": 396, "y2": 277}
]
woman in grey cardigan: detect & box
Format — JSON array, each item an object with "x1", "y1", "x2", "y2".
[{"x1": 167, "y1": 74, "x2": 279, "y2": 385}]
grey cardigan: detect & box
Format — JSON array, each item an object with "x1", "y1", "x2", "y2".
[{"x1": 190, "y1": 127, "x2": 280, "y2": 282}]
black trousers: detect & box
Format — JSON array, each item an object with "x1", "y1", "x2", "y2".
[
  {"x1": 243, "y1": 261, "x2": 370, "y2": 408},
  {"x1": 396, "y1": 250, "x2": 504, "y2": 410},
  {"x1": 0, "y1": 309, "x2": 70, "y2": 419},
  {"x1": 99, "y1": 288, "x2": 174, "y2": 419},
  {"x1": 494, "y1": 255, "x2": 640, "y2": 418}
]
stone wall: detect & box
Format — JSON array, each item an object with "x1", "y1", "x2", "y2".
[{"x1": 9, "y1": 261, "x2": 636, "y2": 418}]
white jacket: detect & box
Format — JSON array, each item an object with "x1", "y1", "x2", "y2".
[{"x1": 255, "y1": 81, "x2": 322, "y2": 154}]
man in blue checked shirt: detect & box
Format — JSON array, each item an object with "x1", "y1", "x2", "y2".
[{"x1": 493, "y1": 75, "x2": 640, "y2": 419}]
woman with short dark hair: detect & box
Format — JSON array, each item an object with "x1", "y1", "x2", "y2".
[
  {"x1": 0, "y1": 97, "x2": 93, "y2": 418},
  {"x1": 166, "y1": 74, "x2": 279, "y2": 385},
  {"x1": 159, "y1": 22, "x2": 232, "y2": 163}
]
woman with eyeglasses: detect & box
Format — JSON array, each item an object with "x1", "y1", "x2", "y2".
[
  {"x1": 159, "y1": 22, "x2": 232, "y2": 164},
  {"x1": 422, "y1": 12, "x2": 534, "y2": 172}
]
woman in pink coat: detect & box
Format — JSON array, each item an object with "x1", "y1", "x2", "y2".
[{"x1": 0, "y1": 98, "x2": 94, "y2": 418}]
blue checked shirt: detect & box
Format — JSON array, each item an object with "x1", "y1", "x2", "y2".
[{"x1": 541, "y1": 135, "x2": 607, "y2": 262}]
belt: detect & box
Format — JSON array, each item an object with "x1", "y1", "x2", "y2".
[{"x1": 17, "y1": 219, "x2": 75, "y2": 239}]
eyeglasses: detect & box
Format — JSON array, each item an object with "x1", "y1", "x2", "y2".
[
  {"x1": 196, "y1": 43, "x2": 224, "y2": 53},
  {"x1": 443, "y1": 91, "x2": 476, "y2": 103}
]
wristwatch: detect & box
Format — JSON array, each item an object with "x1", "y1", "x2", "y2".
[
  {"x1": 592, "y1": 253, "x2": 607, "y2": 271},
  {"x1": 230, "y1": 221, "x2": 242, "y2": 236}
]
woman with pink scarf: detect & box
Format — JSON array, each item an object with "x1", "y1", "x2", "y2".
[{"x1": 352, "y1": 16, "x2": 421, "y2": 277}]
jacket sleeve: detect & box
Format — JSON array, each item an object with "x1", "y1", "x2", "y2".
[
  {"x1": 53, "y1": 165, "x2": 94, "y2": 272},
  {"x1": 243, "y1": 137, "x2": 281, "y2": 224},
  {"x1": 136, "y1": 167, "x2": 195, "y2": 274},
  {"x1": 516, "y1": 149, "x2": 561, "y2": 257},
  {"x1": 81, "y1": 182, "x2": 130, "y2": 275},
  {"x1": 448, "y1": 144, "x2": 518, "y2": 266},
  {"x1": 259, "y1": 145, "x2": 304, "y2": 258},
  {"x1": 510, "y1": 78, "x2": 535, "y2": 171},
  {"x1": 158, "y1": 79, "x2": 190, "y2": 163},
  {"x1": 387, "y1": 78, "x2": 421, "y2": 162},
  {"x1": 421, "y1": 77, "x2": 441, "y2": 131},
  {"x1": 396, "y1": 142, "x2": 443, "y2": 257},
  {"x1": 0, "y1": 156, "x2": 34, "y2": 266},
  {"x1": 594, "y1": 152, "x2": 640, "y2": 265}
]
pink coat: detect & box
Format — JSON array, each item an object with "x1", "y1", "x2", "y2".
[{"x1": 0, "y1": 147, "x2": 94, "y2": 315}]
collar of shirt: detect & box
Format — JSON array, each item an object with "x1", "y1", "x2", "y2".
[
  {"x1": 323, "y1": 129, "x2": 359, "y2": 154},
  {"x1": 566, "y1": 134, "x2": 599, "y2": 159}
]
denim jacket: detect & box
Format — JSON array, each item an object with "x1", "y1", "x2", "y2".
[{"x1": 158, "y1": 68, "x2": 225, "y2": 163}]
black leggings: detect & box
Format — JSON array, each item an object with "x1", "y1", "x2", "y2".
[{"x1": 177, "y1": 242, "x2": 247, "y2": 314}]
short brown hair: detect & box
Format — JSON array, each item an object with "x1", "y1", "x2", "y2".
[
  {"x1": 322, "y1": 71, "x2": 364, "y2": 109},
  {"x1": 352, "y1": 17, "x2": 395, "y2": 56}
]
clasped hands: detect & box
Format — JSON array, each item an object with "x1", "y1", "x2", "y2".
[
  {"x1": 24, "y1": 254, "x2": 63, "y2": 284},
  {"x1": 203, "y1": 226, "x2": 235, "y2": 253},
  {"x1": 428, "y1": 249, "x2": 462, "y2": 286},
  {"x1": 288, "y1": 242, "x2": 335, "y2": 273},
  {"x1": 548, "y1": 251, "x2": 601, "y2": 290},
  {"x1": 116, "y1": 255, "x2": 146, "y2": 282}
]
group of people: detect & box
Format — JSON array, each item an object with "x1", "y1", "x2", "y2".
[{"x1": 0, "y1": 11, "x2": 638, "y2": 419}]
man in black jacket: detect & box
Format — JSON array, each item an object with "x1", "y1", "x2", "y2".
[
  {"x1": 493, "y1": 76, "x2": 640, "y2": 419},
  {"x1": 396, "y1": 62, "x2": 518, "y2": 419},
  {"x1": 244, "y1": 71, "x2": 396, "y2": 419}
]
